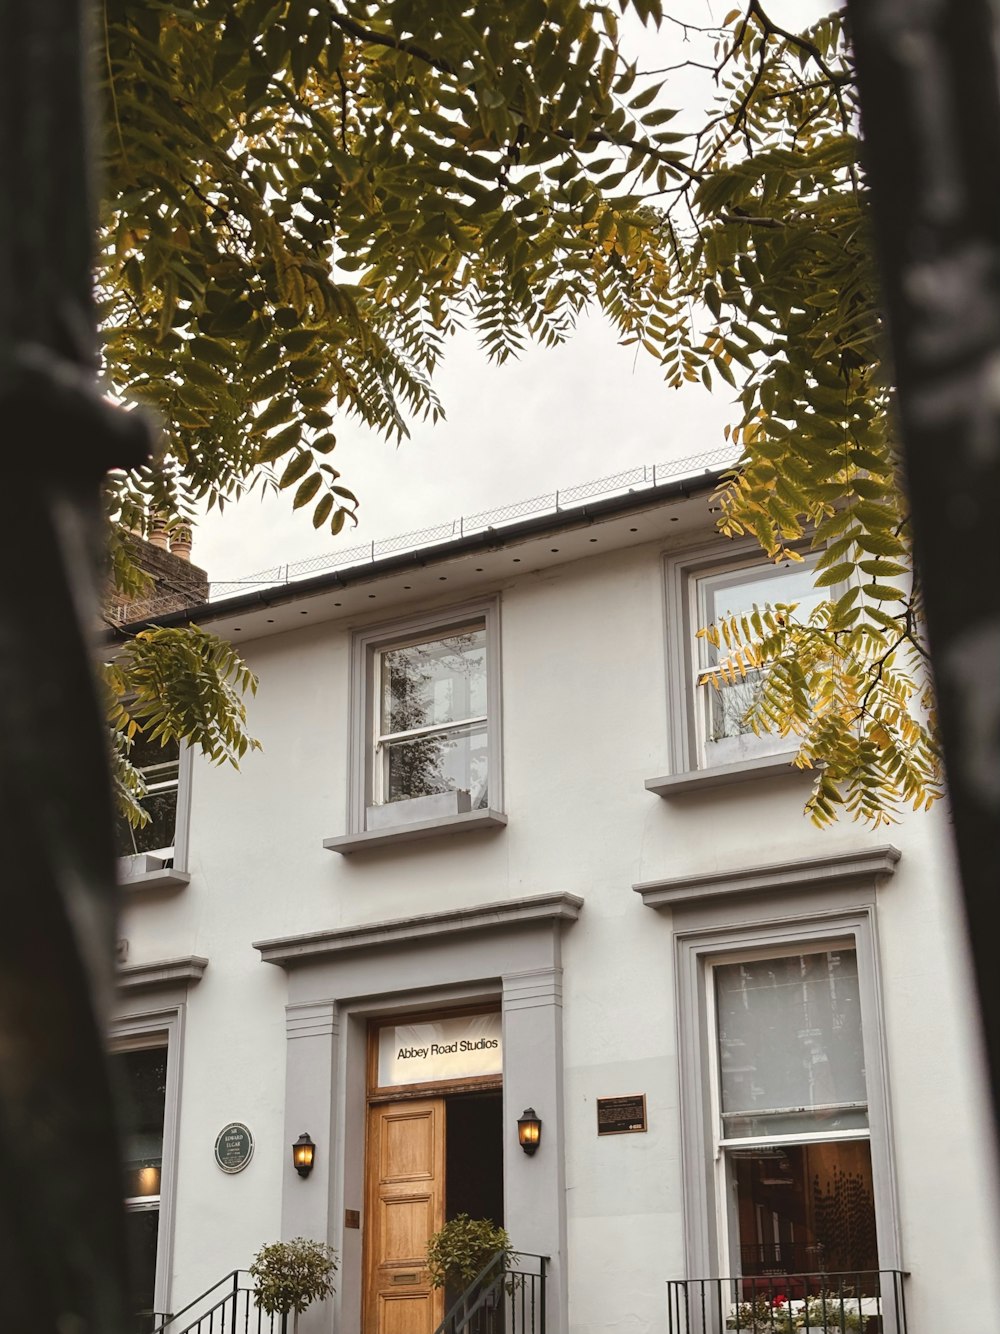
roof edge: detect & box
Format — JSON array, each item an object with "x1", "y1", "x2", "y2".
[{"x1": 103, "y1": 468, "x2": 727, "y2": 640}]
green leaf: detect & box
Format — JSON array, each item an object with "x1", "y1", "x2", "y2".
[
  {"x1": 312, "y1": 493, "x2": 334, "y2": 528},
  {"x1": 257, "y1": 423, "x2": 301, "y2": 463},
  {"x1": 278, "y1": 450, "x2": 312, "y2": 488},
  {"x1": 292, "y1": 473, "x2": 322, "y2": 508}
]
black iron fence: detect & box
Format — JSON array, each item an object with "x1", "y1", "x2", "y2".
[
  {"x1": 667, "y1": 1270, "x2": 907, "y2": 1334},
  {"x1": 433, "y1": 1251, "x2": 548, "y2": 1334}
]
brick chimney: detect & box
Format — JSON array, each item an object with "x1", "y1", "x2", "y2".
[{"x1": 106, "y1": 525, "x2": 209, "y2": 624}]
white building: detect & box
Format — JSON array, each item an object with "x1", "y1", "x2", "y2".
[{"x1": 109, "y1": 465, "x2": 1000, "y2": 1334}]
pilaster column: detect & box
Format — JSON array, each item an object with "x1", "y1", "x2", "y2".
[
  {"x1": 502, "y1": 964, "x2": 568, "y2": 1334},
  {"x1": 282, "y1": 1000, "x2": 340, "y2": 1233}
]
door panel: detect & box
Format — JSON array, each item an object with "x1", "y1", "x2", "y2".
[{"x1": 365, "y1": 1099, "x2": 445, "y2": 1334}]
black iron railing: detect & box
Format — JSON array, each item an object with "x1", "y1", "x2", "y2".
[
  {"x1": 433, "y1": 1251, "x2": 548, "y2": 1334},
  {"x1": 667, "y1": 1270, "x2": 908, "y2": 1334},
  {"x1": 149, "y1": 1271, "x2": 282, "y2": 1334}
]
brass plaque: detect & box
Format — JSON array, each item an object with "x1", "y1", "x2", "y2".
[
  {"x1": 344, "y1": 1209, "x2": 360, "y2": 1229},
  {"x1": 596, "y1": 1094, "x2": 647, "y2": 1135}
]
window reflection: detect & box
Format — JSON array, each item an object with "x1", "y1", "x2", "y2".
[{"x1": 377, "y1": 626, "x2": 488, "y2": 807}]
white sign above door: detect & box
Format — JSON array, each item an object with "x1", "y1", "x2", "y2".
[{"x1": 377, "y1": 1012, "x2": 502, "y2": 1088}]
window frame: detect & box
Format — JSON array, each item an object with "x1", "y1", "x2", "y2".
[
  {"x1": 338, "y1": 597, "x2": 505, "y2": 850},
  {"x1": 674, "y1": 901, "x2": 901, "y2": 1284},
  {"x1": 116, "y1": 743, "x2": 193, "y2": 890},
  {"x1": 108, "y1": 1007, "x2": 185, "y2": 1330},
  {"x1": 657, "y1": 538, "x2": 825, "y2": 790}
]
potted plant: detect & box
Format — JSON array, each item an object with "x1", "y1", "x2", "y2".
[
  {"x1": 249, "y1": 1237, "x2": 338, "y2": 1334},
  {"x1": 726, "y1": 1292, "x2": 799, "y2": 1333},
  {"x1": 726, "y1": 1290, "x2": 866, "y2": 1334},
  {"x1": 426, "y1": 1214, "x2": 511, "y2": 1317},
  {"x1": 798, "y1": 1291, "x2": 866, "y2": 1332}
]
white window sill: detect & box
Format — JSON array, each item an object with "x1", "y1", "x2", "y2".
[
  {"x1": 118, "y1": 867, "x2": 191, "y2": 891},
  {"x1": 645, "y1": 751, "x2": 810, "y2": 796},
  {"x1": 117, "y1": 853, "x2": 190, "y2": 891},
  {"x1": 324, "y1": 808, "x2": 508, "y2": 854}
]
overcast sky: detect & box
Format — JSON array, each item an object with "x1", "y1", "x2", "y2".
[{"x1": 193, "y1": 1, "x2": 830, "y2": 587}]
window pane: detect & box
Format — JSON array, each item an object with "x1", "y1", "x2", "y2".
[
  {"x1": 706, "y1": 561, "x2": 823, "y2": 625},
  {"x1": 385, "y1": 723, "x2": 487, "y2": 807},
  {"x1": 716, "y1": 950, "x2": 867, "y2": 1136},
  {"x1": 732, "y1": 1141, "x2": 879, "y2": 1279},
  {"x1": 697, "y1": 562, "x2": 823, "y2": 762},
  {"x1": 113, "y1": 735, "x2": 180, "y2": 857},
  {"x1": 381, "y1": 628, "x2": 486, "y2": 736},
  {"x1": 125, "y1": 1205, "x2": 161, "y2": 1333},
  {"x1": 114, "y1": 1047, "x2": 167, "y2": 1198},
  {"x1": 706, "y1": 668, "x2": 767, "y2": 742}
]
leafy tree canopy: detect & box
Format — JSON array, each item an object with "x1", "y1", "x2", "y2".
[{"x1": 98, "y1": 0, "x2": 939, "y2": 827}]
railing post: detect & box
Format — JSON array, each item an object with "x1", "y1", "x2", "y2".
[
  {"x1": 229, "y1": 1271, "x2": 239, "y2": 1334},
  {"x1": 538, "y1": 1255, "x2": 546, "y2": 1334}
]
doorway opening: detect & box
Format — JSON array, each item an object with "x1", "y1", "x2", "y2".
[
  {"x1": 439, "y1": 1091, "x2": 504, "y2": 1316},
  {"x1": 445, "y1": 1090, "x2": 504, "y2": 1228}
]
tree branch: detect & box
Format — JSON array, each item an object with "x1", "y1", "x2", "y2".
[{"x1": 328, "y1": 7, "x2": 462, "y2": 80}]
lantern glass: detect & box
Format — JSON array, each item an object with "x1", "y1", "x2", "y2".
[
  {"x1": 292, "y1": 1133, "x2": 315, "y2": 1176},
  {"x1": 517, "y1": 1108, "x2": 541, "y2": 1155}
]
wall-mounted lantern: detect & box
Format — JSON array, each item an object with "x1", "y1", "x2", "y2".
[
  {"x1": 517, "y1": 1108, "x2": 542, "y2": 1156},
  {"x1": 292, "y1": 1132, "x2": 316, "y2": 1177}
]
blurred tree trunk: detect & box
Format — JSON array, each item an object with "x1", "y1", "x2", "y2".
[
  {"x1": 848, "y1": 0, "x2": 1000, "y2": 1143},
  {"x1": 0, "y1": 1, "x2": 147, "y2": 1329}
]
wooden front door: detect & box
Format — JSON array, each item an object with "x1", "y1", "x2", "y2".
[{"x1": 364, "y1": 1098, "x2": 445, "y2": 1334}]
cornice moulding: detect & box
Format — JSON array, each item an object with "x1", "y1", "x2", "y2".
[
  {"x1": 116, "y1": 956, "x2": 208, "y2": 992},
  {"x1": 254, "y1": 892, "x2": 584, "y2": 967},
  {"x1": 633, "y1": 846, "x2": 901, "y2": 911}
]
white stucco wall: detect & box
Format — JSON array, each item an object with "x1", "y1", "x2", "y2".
[{"x1": 116, "y1": 521, "x2": 1000, "y2": 1334}]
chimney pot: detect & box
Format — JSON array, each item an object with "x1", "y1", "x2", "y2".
[
  {"x1": 148, "y1": 516, "x2": 170, "y2": 550},
  {"x1": 170, "y1": 523, "x2": 193, "y2": 562}
]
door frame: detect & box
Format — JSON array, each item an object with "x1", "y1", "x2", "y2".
[{"x1": 361, "y1": 1008, "x2": 503, "y2": 1333}]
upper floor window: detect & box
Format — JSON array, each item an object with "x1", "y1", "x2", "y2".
[
  {"x1": 114, "y1": 730, "x2": 192, "y2": 885},
  {"x1": 334, "y1": 597, "x2": 505, "y2": 849},
  {"x1": 376, "y1": 624, "x2": 489, "y2": 812},
  {"x1": 694, "y1": 553, "x2": 823, "y2": 769},
  {"x1": 114, "y1": 732, "x2": 181, "y2": 861},
  {"x1": 661, "y1": 541, "x2": 825, "y2": 781}
]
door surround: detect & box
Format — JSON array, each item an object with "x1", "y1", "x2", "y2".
[{"x1": 256, "y1": 892, "x2": 581, "y2": 1334}]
